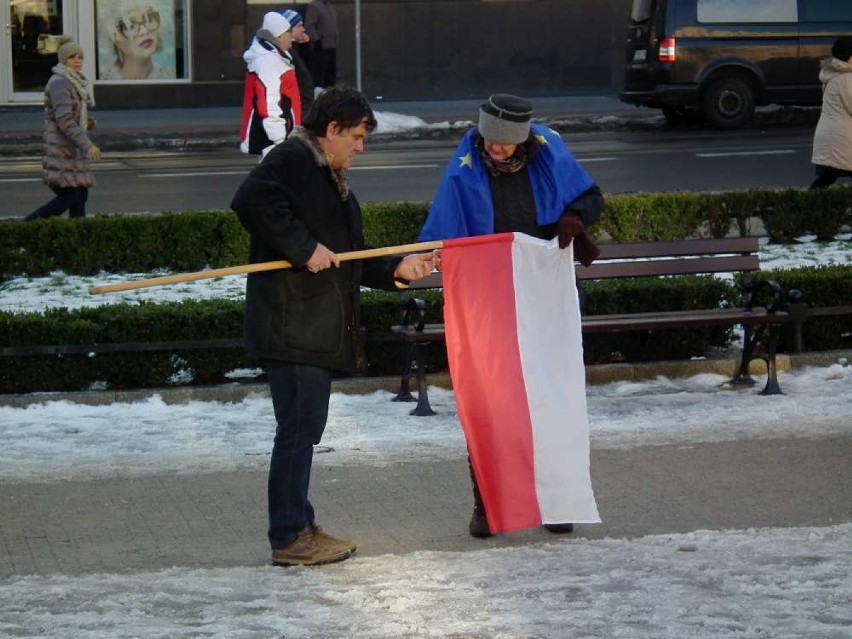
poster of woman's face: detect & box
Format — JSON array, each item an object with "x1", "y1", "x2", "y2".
[{"x1": 96, "y1": 0, "x2": 183, "y2": 80}]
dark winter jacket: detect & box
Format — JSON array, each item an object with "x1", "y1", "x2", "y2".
[
  {"x1": 305, "y1": 0, "x2": 339, "y2": 48},
  {"x1": 230, "y1": 136, "x2": 401, "y2": 372},
  {"x1": 288, "y1": 47, "x2": 314, "y2": 118}
]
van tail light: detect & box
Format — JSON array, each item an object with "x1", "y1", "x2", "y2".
[{"x1": 658, "y1": 37, "x2": 676, "y2": 63}]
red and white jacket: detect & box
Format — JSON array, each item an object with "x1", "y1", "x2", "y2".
[{"x1": 239, "y1": 37, "x2": 301, "y2": 157}]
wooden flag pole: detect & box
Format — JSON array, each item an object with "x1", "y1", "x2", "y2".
[{"x1": 88, "y1": 240, "x2": 444, "y2": 295}]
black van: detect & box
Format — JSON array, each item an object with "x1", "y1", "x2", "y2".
[{"x1": 619, "y1": 0, "x2": 852, "y2": 128}]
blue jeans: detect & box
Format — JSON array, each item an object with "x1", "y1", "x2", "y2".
[
  {"x1": 266, "y1": 362, "x2": 332, "y2": 549},
  {"x1": 25, "y1": 186, "x2": 89, "y2": 220}
]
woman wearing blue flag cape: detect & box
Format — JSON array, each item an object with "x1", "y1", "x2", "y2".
[{"x1": 419, "y1": 94, "x2": 605, "y2": 538}]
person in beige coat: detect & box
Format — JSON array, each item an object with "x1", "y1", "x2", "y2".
[
  {"x1": 810, "y1": 36, "x2": 852, "y2": 189},
  {"x1": 25, "y1": 37, "x2": 102, "y2": 221}
]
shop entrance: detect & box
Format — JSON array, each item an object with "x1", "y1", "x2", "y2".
[{"x1": 3, "y1": 0, "x2": 66, "y2": 102}]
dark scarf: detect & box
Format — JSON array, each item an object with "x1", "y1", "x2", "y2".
[{"x1": 475, "y1": 133, "x2": 540, "y2": 176}]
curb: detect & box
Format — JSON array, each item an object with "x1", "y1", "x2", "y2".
[
  {"x1": 0, "y1": 106, "x2": 821, "y2": 156},
  {"x1": 2, "y1": 349, "x2": 848, "y2": 409}
]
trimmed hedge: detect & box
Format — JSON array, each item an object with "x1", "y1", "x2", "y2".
[
  {"x1": 0, "y1": 212, "x2": 249, "y2": 277},
  {"x1": 6, "y1": 267, "x2": 845, "y2": 393},
  {"x1": 2, "y1": 188, "x2": 850, "y2": 277},
  {"x1": 1, "y1": 188, "x2": 850, "y2": 392},
  {"x1": 755, "y1": 265, "x2": 852, "y2": 351}
]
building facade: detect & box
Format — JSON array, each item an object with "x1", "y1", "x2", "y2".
[{"x1": 1, "y1": 0, "x2": 630, "y2": 108}]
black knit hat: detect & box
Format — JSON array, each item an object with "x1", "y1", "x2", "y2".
[
  {"x1": 478, "y1": 94, "x2": 533, "y2": 144},
  {"x1": 832, "y1": 36, "x2": 852, "y2": 62}
]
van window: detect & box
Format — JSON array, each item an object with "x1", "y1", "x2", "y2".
[
  {"x1": 697, "y1": 0, "x2": 797, "y2": 23},
  {"x1": 799, "y1": 1, "x2": 852, "y2": 22},
  {"x1": 631, "y1": 0, "x2": 656, "y2": 22}
]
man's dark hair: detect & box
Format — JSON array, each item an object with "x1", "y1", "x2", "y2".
[{"x1": 302, "y1": 85, "x2": 377, "y2": 137}]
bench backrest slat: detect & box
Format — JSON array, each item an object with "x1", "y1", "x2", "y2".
[
  {"x1": 596, "y1": 237, "x2": 759, "y2": 260},
  {"x1": 578, "y1": 255, "x2": 759, "y2": 280},
  {"x1": 403, "y1": 237, "x2": 761, "y2": 290}
]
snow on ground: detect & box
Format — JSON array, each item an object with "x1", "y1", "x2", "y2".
[
  {"x1": 373, "y1": 110, "x2": 473, "y2": 134},
  {"x1": 2, "y1": 523, "x2": 850, "y2": 639},
  {"x1": 1, "y1": 365, "x2": 849, "y2": 483}
]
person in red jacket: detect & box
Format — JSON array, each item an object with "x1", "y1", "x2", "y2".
[{"x1": 240, "y1": 12, "x2": 301, "y2": 159}]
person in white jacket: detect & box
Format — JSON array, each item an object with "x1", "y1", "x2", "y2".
[
  {"x1": 810, "y1": 36, "x2": 852, "y2": 189},
  {"x1": 240, "y1": 12, "x2": 301, "y2": 159}
]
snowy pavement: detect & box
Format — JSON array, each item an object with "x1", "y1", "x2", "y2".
[
  {"x1": 1, "y1": 363, "x2": 851, "y2": 638},
  {"x1": 2, "y1": 523, "x2": 850, "y2": 639}
]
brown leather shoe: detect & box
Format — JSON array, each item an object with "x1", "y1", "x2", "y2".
[
  {"x1": 311, "y1": 524, "x2": 357, "y2": 554},
  {"x1": 271, "y1": 527, "x2": 353, "y2": 567}
]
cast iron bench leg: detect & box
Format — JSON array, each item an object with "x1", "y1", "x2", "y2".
[
  {"x1": 730, "y1": 324, "x2": 758, "y2": 387},
  {"x1": 759, "y1": 324, "x2": 783, "y2": 396},
  {"x1": 410, "y1": 342, "x2": 436, "y2": 416},
  {"x1": 393, "y1": 340, "x2": 416, "y2": 402}
]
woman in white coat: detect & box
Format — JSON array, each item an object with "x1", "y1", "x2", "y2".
[{"x1": 810, "y1": 36, "x2": 852, "y2": 189}]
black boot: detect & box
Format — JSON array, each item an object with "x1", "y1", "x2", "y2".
[
  {"x1": 544, "y1": 523, "x2": 575, "y2": 534},
  {"x1": 468, "y1": 456, "x2": 492, "y2": 538}
]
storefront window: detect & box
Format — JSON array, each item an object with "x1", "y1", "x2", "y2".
[
  {"x1": 94, "y1": 0, "x2": 187, "y2": 80},
  {"x1": 8, "y1": 0, "x2": 65, "y2": 92}
]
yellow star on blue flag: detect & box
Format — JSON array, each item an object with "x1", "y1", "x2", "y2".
[
  {"x1": 534, "y1": 134, "x2": 548, "y2": 146},
  {"x1": 459, "y1": 152, "x2": 474, "y2": 168}
]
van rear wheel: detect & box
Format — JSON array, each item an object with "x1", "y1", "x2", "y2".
[{"x1": 702, "y1": 77, "x2": 755, "y2": 129}]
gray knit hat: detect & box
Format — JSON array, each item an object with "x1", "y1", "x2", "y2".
[
  {"x1": 57, "y1": 36, "x2": 84, "y2": 64},
  {"x1": 478, "y1": 94, "x2": 533, "y2": 144}
]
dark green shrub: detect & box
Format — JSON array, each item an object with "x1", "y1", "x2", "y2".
[
  {"x1": 758, "y1": 265, "x2": 852, "y2": 351},
  {"x1": 581, "y1": 275, "x2": 736, "y2": 364},
  {"x1": 0, "y1": 212, "x2": 249, "y2": 277},
  {"x1": 362, "y1": 202, "x2": 430, "y2": 247},
  {"x1": 0, "y1": 300, "x2": 246, "y2": 393},
  {"x1": 759, "y1": 189, "x2": 810, "y2": 243},
  {"x1": 601, "y1": 193, "x2": 703, "y2": 242}
]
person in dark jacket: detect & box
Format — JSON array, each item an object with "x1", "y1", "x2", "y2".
[
  {"x1": 231, "y1": 85, "x2": 438, "y2": 567},
  {"x1": 419, "y1": 93, "x2": 605, "y2": 539},
  {"x1": 279, "y1": 9, "x2": 314, "y2": 118},
  {"x1": 26, "y1": 37, "x2": 101, "y2": 221},
  {"x1": 305, "y1": 0, "x2": 338, "y2": 89}
]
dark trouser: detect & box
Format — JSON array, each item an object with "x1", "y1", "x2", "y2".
[
  {"x1": 809, "y1": 165, "x2": 852, "y2": 190},
  {"x1": 311, "y1": 43, "x2": 337, "y2": 88},
  {"x1": 25, "y1": 186, "x2": 89, "y2": 220},
  {"x1": 266, "y1": 362, "x2": 333, "y2": 549}
]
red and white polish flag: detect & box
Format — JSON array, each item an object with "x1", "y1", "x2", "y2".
[{"x1": 441, "y1": 232, "x2": 600, "y2": 534}]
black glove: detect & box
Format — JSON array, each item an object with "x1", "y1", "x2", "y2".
[
  {"x1": 572, "y1": 232, "x2": 601, "y2": 267},
  {"x1": 557, "y1": 212, "x2": 601, "y2": 267},
  {"x1": 556, "y1": 212, "x2": 585, "y2": 249}
]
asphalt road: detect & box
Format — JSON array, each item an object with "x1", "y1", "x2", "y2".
[{"x1": 0, "y1": 125, "x2": 818, "y2": 218}]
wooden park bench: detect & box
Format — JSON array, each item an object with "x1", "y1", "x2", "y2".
[{"x1": 391, "y1": 236, "x2": 793, "y2": 415}]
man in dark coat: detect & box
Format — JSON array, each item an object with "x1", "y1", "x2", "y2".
[{"x1": 231, "y1": 86, "x2": 437, "y2": 567}]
